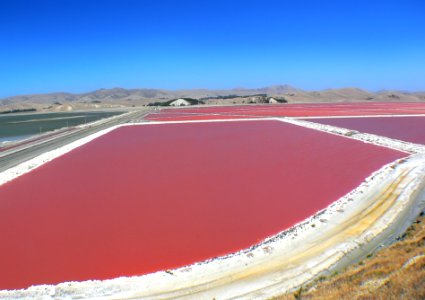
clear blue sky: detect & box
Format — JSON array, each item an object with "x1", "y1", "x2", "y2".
[{"x1": 0, "y1": 0, "x2": 424, "y2": 97}]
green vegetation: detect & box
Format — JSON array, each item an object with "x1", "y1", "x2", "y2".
[
  {"x1": 146, "y1": 94, "x2": 288, "y2": 106},
  {"x1": 200, "y1": 94, "x2": 267, "y2": 100}
]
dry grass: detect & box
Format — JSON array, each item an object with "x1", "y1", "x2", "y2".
[{"x1": 273, "y1": 210, "x2": 425, "y2": 300}]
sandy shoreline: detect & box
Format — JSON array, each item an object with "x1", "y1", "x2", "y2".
[{"x1": 1, "y1": 117, "x2": 425, "y2": 299}]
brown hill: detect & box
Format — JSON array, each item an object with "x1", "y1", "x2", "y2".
[{"x1": 1, "y1": 85, "x2": 424, "y2": 112}]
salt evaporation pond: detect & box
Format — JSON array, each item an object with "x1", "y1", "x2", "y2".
[
  {"x1": 308, "y1": 116, "x2": 425, "y2": 145},
  {"x1": 0, "y1": 120, "x2": 406, "y2": 290}
]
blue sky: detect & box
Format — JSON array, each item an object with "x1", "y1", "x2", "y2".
[{"x1": 0, "y1": 0, "x2": 424, "y2": 97}]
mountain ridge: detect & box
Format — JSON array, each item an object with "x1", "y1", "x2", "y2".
[{"x1": 1, "y1": 85, "x2": 424, "y2": 112}]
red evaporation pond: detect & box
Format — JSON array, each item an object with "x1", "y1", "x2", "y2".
[
  {"x1": 145, "y1": 113, "x2": 262, "y2": 121},
  {"x1": 307, "y1": 116, "x2": 425, "y2": 145},
  {"x1": 0, "y1": 120, "x2": 406, "y2": 290},
  {"x1": 145, "y1": 102, "x2": 425, "y2": 121}
]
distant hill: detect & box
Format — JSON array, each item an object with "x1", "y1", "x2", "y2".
[{"x1": 1, "y1": 85, "x2": 424, "y2": 112}]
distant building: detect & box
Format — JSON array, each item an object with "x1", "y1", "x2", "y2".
[
  {"x1": 267, "y1": 97, "x2": 287, "y2": 104},
  {"x1": 169, "y1": 99, "x2": 191, "y2": 106}
]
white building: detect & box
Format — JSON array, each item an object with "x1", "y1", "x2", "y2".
[{"x1": 169, "y1": 99, "x2": 191, "y2": 106}]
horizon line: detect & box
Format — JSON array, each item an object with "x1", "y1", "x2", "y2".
[{"x1": 1, "y1": 85, "x2": 425, "y2": 100}]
